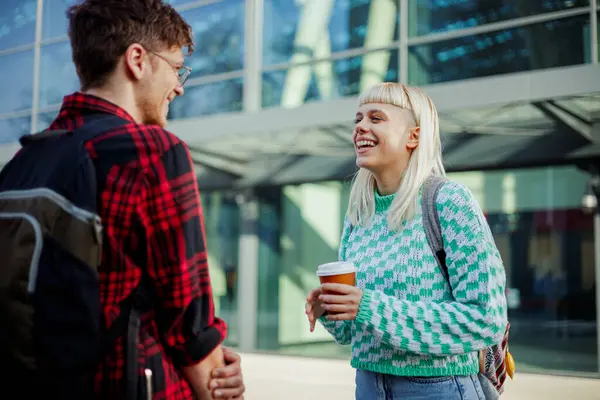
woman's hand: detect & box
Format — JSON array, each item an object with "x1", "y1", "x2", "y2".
[
  {"x1": 319, "y1": 283, "x2": 363, "y2": 321},
  {"x1": 305, "y1": 287, "x2": 326, "y2": 332}
]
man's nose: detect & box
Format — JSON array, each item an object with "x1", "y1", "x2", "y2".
[{"x1": 174, "y1": 86, "x2": 184, "y2": 96}]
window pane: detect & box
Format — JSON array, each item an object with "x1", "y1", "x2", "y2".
[
  {"x1": 0, "y1": 0, "x2": 37, "y2": 51},
  {"x1": 409, "y1": 0, "x2": 589, "y2": 37},
  {"x1": 169, "y1": 79, "x2": 243, "y2": 119},
  {"x1": 0, "y1": 115, "x2": 31, "y2": 144},
  {"x1": 448, "y1": 167, "x2": 597, "y2": 373},
  {"x1": 200, "y1": 191, "x2": 241, "y2": 347},
  {"x1": 0, "y1": 50, "x2": 34, "y2": 114},
  {"x1": 180, "y1": 0, "x2": 245, "y2": 77},
  {"x1": 256, "y1": 182, "x2": 352, "y2": 356},
  {"x1": 39, "y1": 42, "x2": 79, "y2": 108},
  {"x1": 262, "y1": 49, "x2": 398, "y2": 109},
  {"x1": 42, "y1": 0, "x2": 77, "y2": 40},
  {"x1": 408, "y1": 15, "x2": 589, "y2": 86},
  {"x1": 264, "y1": 0, "x2": 400, "y2": 66},
  {"x1": 41, "y1": 0, "x2": 215, "y2": 41}
]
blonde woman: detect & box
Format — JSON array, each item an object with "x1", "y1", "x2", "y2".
[{"x1": 305, "y1": 83, "x2": 507, "y2": 399}]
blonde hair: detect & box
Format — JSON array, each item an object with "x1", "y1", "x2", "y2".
[{"x1": 348, "y1": 82, "x2": 445, "y2": 231}]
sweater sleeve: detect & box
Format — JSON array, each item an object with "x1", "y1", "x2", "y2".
[
  {"x1": 318, "y1": 214, "x2": 353, "y2": 345},
  {"x1": 354, "y1": 181, "x2": 507, "y2": 356}
]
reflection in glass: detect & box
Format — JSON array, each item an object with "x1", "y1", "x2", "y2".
[
  {"x1": 450, "y1": 167, "x2": 597, "y2": 374},
  {"x1": 262, "y1": 49, "x2": 398, "y2": 109},
  {"x1": 0, "y1": 116, "x2": 31, "y2": 144},
  {"x1": 200, "y1": 191, "x2": 241, "y2": 346},
  {"x1": 263, "y1": 0, "x2": 400, "y2": 66},
  {"x1": 487, "y1": 209, "x2": 597, "y2": 372},
  {"x1": 42, "y1": 0, "x2": 77, "y2": 40},
  {"x1": 255, "y1": 181, "x2": 352, "y2": 356},
  {"x1": 39, "y1": 42, "x2": 79, "y2": 108},
  {"x1": 0, "y1": 50, "x2": 34, "y2": 114},
  {"x1": 168, "y1": 79, "x2": 243, "y2": 120},
  {"x1": 256, "y1": 188, "x2": 282, "y2": 350},
  {"x1": 409, "y1": 0, "x2": 589, "y2": 37},
  {"x1": 0, "y1": 0, "x2": 36, "y2": 51},
  {"x1": 180, "y1": 0, "x2": 245, "y2": 77},
  {"x1": 408, "y1": 15, "x2": 590, "y2": 85}
]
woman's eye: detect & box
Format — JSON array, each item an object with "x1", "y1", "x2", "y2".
[{"x1": 372, "y1": 116, "x2": 382, "y2": 122}]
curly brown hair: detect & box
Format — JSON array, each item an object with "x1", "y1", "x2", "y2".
[{"x1": 68, "y1": 0, "x2": 195, "y2": 90}]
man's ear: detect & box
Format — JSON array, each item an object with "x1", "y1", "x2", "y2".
[
  {"x1": 406, "y1": 126, "x2": 420, "y2": 149},
  {"x1": 123, "y1": 43, "x2": 147, "y2": 81}
]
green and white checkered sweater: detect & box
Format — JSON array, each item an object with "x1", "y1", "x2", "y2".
[{"x1": 320, "y1": 180, "x2": 507, "y2": 377}]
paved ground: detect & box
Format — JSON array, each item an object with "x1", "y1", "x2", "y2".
[{"x1": 241, "y1": 352, "x2": 600, "y2": 400}]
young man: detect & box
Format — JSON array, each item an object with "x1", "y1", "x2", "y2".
[{"x1": 49, "y1": 1, "x2": 245, "y2": 398}]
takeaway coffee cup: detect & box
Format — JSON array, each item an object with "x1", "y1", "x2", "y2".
[{"x1": 316, "y1": 261, "x2": 357, "y2": 293}]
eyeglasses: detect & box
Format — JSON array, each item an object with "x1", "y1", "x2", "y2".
[{"x1": 150, "y1": 51, "x2": 192, "y2": 86}]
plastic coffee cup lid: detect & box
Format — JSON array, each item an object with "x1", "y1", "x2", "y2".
[{"x1": 316, "y1": 261, "x2": 357, "y2": 276}]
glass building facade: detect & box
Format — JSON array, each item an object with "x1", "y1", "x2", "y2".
[
  {"x1": 1, "y1": 0, "x2": 598, "y2": 141},
  {"x1": 0, "y1": 0, "x2": 599, "y2": 376}
]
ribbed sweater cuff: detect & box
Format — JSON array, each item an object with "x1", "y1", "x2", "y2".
[{"x1": 356, "y1": 289, "x2": 375, "y2": 326}]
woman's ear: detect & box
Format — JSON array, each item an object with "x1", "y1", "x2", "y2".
[{"x1": 406, "y1": 126, "x2": 420, "y2": 149}]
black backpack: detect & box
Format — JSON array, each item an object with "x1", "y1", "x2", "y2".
[{"x1": 0, "y1": 115, "x2": 149, "y2": 399}]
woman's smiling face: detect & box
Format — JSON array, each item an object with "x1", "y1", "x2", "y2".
[{"x1": 353, "y1": 102, "x2": 419, "y2": 174}]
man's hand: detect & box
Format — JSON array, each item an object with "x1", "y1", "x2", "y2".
[
  {"x1": 305, "y1": 287, "x2": 326, "y2": 332},
  {"x1": 209, "y1": 347, "x2": 245, "y2": 399},
  {"x1": 319, "y1": 283, "x2": 363, "y2": 321}
]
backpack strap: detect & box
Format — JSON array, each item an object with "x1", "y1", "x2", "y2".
[
  {"x1": 125, "y1": 281, "x2": 153, "y2": 400},
  {"x1": 421, "y1": 175, "x2": 449, "y2": 283},
  {"x1": 74, "y1": 114, "x2": 131, "y2": 143},
  {"x1": 18, "y1": 129, "x2": 71, "y2": 145},
  {"x1": 19, "y1": 114, "x2": 129, "y2": 147},
  {"x1": 98, "y1": 278, "x2": 153, "y2": 400}
]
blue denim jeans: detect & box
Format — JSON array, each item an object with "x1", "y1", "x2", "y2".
[{"x1": 355, "y1": 370, "x2": 486, "y2": 400}]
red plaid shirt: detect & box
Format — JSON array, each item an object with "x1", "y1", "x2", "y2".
[{"x1": 48, "y1": 93, "x2": 227, "y2": 399}]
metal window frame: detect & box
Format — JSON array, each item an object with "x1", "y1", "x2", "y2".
[
  {"x1": 31, "y1": 0, "x2": 44, "y2": 133},
  {"x1": 0, "y1": 43, "x2": 36, "y2": 57},
  {"x1": 236, "y1": 0, "x2": 264, "y2": 353},
  {"x1": 590, "y1": 0, "x2": 600, "y2": 374},
  {"x1": 592, "y1": 0, "x2": 598, "y2": 64},
  {"x1": 399, "y1": 0, "x2": 408, "y2": 83},
  {"x1": 39, "y1": 36, "x2": 69, "y2": 46},
  {"x1": 175, "y1": 0, "x2": 227, "y2": 12},
  {"x1": 243, "y1": 0, "x2": 263, "y2": 112},
  {"x1": 262, "y1": 41, "x2": 401, "y2": 73},
  {"x1": 0, "y1": 109, "x2": 34, "y2": 120},
  {"x1": 185, "y1": 69, "x2": 245, "y2": 87}
]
